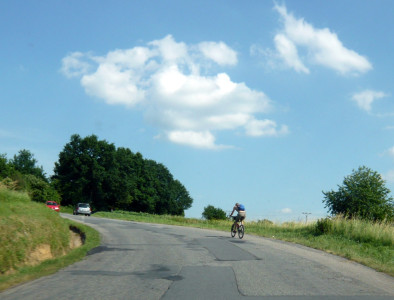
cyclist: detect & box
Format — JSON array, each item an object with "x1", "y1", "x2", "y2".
[{"x1": 230, "y1": 203, "x2": 246, "y2": 228}]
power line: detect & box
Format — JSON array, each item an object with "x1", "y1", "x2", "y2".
[{"x1": 302, "y1": 212, "x2": 311, "y2": 224}]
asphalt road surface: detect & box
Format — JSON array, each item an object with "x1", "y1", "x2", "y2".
[{"x1": 1, "y1": 214, "x2": 393, "y2": 300}]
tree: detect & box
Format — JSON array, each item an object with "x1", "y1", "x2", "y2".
[
  {"x1": 53, "y1": 134, "x2": 117, "y2": 209},
  {"x1": 169, "y1": 180, "x2": 193, "y2": 216},
  {"x1": 112, "y1": 147, "x2": 136, "y2": 210},
  {"x1": 202, "y1": 205, "x2": 227, "y2": 220},
  {"x1": 10, "y1": 149, "x2": 46, "y2": 181},
  {"x1": 0, "y1": 154, "x2": 13, "y2": 178},
  {"x1": 322, "y1": 166, "x2": 394, "y2": 221},
  {"x1": 53, "y1": 134, "x2": 193, "y2": 215}
]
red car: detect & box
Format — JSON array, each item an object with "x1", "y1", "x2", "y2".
[{"x1": 46, "y1": 201, "x2": 60, "y2": 212}]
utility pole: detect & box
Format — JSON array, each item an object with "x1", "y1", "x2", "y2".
[{"x1": 302, "y1": 212, "x2": 311, "y2": 224}]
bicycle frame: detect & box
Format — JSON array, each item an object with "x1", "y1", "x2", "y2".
[{"x1": 230, "y1": 216, "x2": 244, "y2": 239}]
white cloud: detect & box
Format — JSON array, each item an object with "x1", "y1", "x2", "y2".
[
  {"x1": 351, "y1": 90, "x2": 387, "y2": 112},
  {"x1": 61, "y1": 35, "x2": 288, "y2": 149},
  {"x1": 81, "y1": 63, "x2": 146, "y2": 107},
  {"x1": 281, "y1": 208, "x2": 292, "y2": 214},
  {"x1": 274, "y1": 34, "x2": 309, "y2": 74},
  {"x1": 165, "y1": 130, "x2": 230, "y2": 150},
  {"x1": 198, "y1": 41, "x2": 237, "y2": 66},
  {"x1": 270, "y1": 4, "x2": 372, "y2": 75},
  {"x1": 60, "y1": 52, "x2": 92, "y2": 78},
  {"x1": 149, "y1": 35, "x2": 188, "y2": 63},
  {"x1": 245, "y1": 119, "x2": 289, "y2": 137}
]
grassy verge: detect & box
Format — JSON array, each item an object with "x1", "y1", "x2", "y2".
[
  {"x1": 95, "y1": 210, "x2": 393, "y2": 276},
  {"x1": 0, "y1": 188, "x2": 100, "y2": 291}
]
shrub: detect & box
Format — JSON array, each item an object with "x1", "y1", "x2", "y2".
[
  {"x1": 24, "y1": 175, "x2": 60, "y2": 204},
  {"x1": 315, "y1": 217, "x2": 333, "y2": 235},
  {"x1": 202, "y1": 205, "x2": 227, "y2": 220},
  {"x1": 257, "y1": 219, "x2": 274, "y2": 225}
]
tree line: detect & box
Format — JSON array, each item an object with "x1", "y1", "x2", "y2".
[
  {"x1": 2, "y1": 135, "x2": 392, "y2": 221},
  {"x1": 0, "y1": 134, "x2": 193, "y2": 216}
]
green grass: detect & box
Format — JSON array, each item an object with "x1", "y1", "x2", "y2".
[
  {"x1": 95, "y1": 210, "x2": 393, "y2": 276},
  {"x1": 0, "y1": 188, "x2": 100, "y2": 291}
]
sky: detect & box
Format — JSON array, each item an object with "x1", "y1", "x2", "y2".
[{"x1": 1, "y1": 1, "x2": 394, "y2": 221}]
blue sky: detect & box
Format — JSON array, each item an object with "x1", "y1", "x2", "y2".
[{"x1": 1, "y1": 1, "x2": 394, "y2": 221}]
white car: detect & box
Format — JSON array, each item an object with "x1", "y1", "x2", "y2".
[{"x1": 73, "y1": 203, "x2": 91, "y2": 216}]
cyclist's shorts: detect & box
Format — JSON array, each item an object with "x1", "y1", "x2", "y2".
[{"x1": 236, "y1": 211, "x2": 246, "y2": 221}]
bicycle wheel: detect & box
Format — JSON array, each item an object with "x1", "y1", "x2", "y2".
[
  {"x1": 238, "y1": 225, "x2": 244, "y2": 239},
  {"x1": 231, "y1": 223, "x2": 236, "y2": 237}
]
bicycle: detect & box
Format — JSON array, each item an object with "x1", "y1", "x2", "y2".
[{"x1": 230, "y1": 216, "x2": 244, "y2": 239}]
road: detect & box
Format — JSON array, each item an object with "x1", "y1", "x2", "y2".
[{"x1": 1, "y1": 214, "x2": 393, "y2": 300}]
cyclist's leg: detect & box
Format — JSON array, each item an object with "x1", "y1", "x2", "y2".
[
  {"x1": 231, "y1": 217, "x2": 237, "y2": 232},
  {"x1": 238, "y1": 211, "x2": 246, "y2": 225},
  {"x1": 234, "y1": 215, "x2": 240, "y2": 229}
]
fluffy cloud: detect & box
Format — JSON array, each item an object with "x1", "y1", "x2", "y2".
[
  {"x1": 351, "y1": 90, "x2": 387, "y2": 112},
  {"x1": 274, "y1": 34, "x2": 309, "y2": 74},
  {"x1": 198, "y1": 41, "x2": 238, "y2": 66},
  {"x1": 263, "y1": 4, "x2": 372, "y2": 75},
  {"x1": 61, "y1": 35, "x2": 287, "y2": 149}
]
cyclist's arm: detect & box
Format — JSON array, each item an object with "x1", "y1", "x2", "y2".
[{"x1": 229, "y1": 207, "x2": 236, "y2": 216}]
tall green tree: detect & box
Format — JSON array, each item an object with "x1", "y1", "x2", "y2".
[
  {"x1": 53, "y1": 134, "x2": 117, "y2": 209},
  {"x1": 11, "y1": 149, "x2": 46, "y2": 181},
  {"x1": 53, "y1": 134, "x2": 193, "y2": 215},
  {"x1": 112, "y1": 147, "x2": 136, "y2": 210},
  {"x1": 323, "y1": 166, "x2": 393, "y2": 221}
]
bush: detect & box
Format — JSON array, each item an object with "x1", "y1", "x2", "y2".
[
  {"x1": 24, "y1": 175, "x2": 60, "y2": 204},
  {"x1": 315, "y1": 218, "x2": 333, "y2": 235},
  {"x1": 257, "y1": 219, "x2": 274, "y2": 225},
  {"x1": 202, "y1": 205, "x2": 227, "y2": 220}
]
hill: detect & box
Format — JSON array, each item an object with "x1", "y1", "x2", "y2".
[{"x1": 0, "y1": 187, "x2": 100, "y2": 291}]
